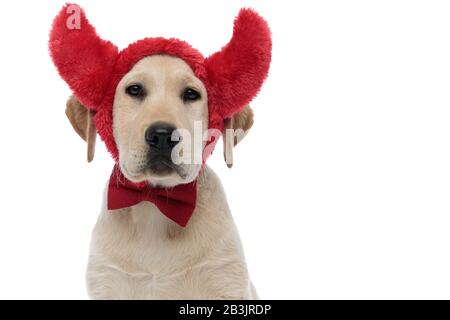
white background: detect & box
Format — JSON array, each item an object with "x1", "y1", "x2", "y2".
[{"x1": 0, "y1": 0, "x2": 449, "y2": 299}]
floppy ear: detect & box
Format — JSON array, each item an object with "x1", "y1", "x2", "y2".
[
  {"x1": 205, "y1": 9, "x2": 272, "y2": 120},
  {"x1": 49, "y1": 4, "x2": 119, "y2": 110},
  {"x1": 66, "y1": 95, "x2": 97, "y2": 162},
  {"x1": 223, "y1": 105, "x2": 254, "y2": 168}
]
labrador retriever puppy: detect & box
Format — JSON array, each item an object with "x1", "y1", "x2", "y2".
[{"x1": 66, "y1": 55, "x2": 256, "y2": 299}]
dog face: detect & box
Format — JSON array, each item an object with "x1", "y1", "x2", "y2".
[{"x1": 112, "y1": 55, "x2": 208, "y2": 187}]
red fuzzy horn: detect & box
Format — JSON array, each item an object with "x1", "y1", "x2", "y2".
[
  {"x1": 205, "y1": 8, "x2": 272, "y2": 119},
  {"x1": 49, "y1": 4, "x2": 118, "y2": 110}
]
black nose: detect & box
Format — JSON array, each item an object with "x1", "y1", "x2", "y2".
[{"x1": 145, "y1": 122, "x2": 179, "y2": 153}]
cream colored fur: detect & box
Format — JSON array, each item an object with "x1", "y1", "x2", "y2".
[{"x1": 67, "y1": 55, "x2": 257, "y2": 299}]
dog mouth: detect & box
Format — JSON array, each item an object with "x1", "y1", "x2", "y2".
[
  {"x1": 121, "y1": 152, "x2": 190, "y2": 184},
  {"x1": 146, "y1": 155, "x2": 187, "y2": 179}
]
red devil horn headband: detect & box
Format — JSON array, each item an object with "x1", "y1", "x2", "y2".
[{"x1": 49, "y1": 4, "x2": 271, "y2": 159}]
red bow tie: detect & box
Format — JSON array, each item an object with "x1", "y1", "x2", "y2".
[{"x1": 107, "y1": 166, "x2": 197, "y2": 227}]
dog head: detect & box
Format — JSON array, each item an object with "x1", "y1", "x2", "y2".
[{"x1": 51, "y1": 4, "x2": 270, "y2": 186}]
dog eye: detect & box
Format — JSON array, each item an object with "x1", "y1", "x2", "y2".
[
  {"x1": 182, "y1": 88, "x2": 201, "y2": 102},
  {"x1": 126, "y1": 84, "x2": 145, "y2": 98}
]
